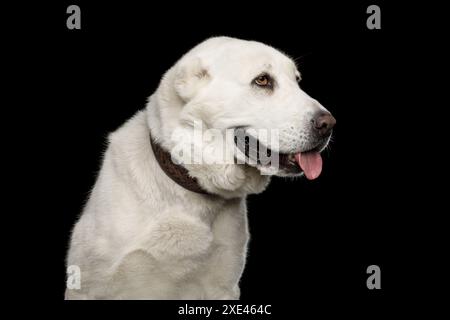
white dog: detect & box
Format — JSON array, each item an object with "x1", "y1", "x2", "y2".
[{"x1": 66, "y1": 37, "x2": 336, "y2": 299}]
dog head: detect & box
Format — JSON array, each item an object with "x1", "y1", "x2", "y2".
[
  {"x1": 148, "y1": 37, "x2": 335, "y2": 197},
  {"x1": 168, "y1": 37, "x2": 335, "y2": 179}
]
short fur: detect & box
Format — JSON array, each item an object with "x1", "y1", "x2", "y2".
[{"x1": 66, "y1": 37, "x2": 331, "y2": 299}]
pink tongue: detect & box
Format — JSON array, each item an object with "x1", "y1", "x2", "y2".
[{"x1": 295, "y1": 152, "x2": 323, "y2": 180}]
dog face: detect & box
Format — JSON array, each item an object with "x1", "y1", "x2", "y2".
[{"x1": 173, "y1": 37, "x2": 335, "y2": 179}]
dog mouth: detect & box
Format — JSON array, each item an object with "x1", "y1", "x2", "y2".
[
  {"x1": 233, "y1": 130, "x2": 327, "y2": 179},
  {"x1": 281, "y1": 149, "x2": 323, "y2": 179}
]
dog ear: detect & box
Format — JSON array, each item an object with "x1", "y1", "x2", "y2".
[{"x1": 174, "y1": 57, "x2": 210, "y2": 102}]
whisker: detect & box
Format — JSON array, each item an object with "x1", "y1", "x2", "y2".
[{"x1": 293, "y1": 52, "x2": 313, "y2": 66}]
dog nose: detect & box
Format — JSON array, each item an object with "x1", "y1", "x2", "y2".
[{"x1": 311, "y1": 112, "x2": 336, "y2": 137}]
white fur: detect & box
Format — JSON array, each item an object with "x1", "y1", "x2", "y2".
[{"x1": 66, "y1": 37, "x2": 330, "y2": 299}]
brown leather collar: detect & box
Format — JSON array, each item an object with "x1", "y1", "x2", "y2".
[{"x1": 150, "y1": 133, "x2": 211, "y2": 195}]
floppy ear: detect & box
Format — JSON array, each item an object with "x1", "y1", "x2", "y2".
[{"x1": 174, "y1": 57, "x2": 210, "y2": 102}]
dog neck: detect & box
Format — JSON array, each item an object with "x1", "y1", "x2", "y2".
[{"x1": 150, "y1": 133, "x2": 212, "y2": 196}]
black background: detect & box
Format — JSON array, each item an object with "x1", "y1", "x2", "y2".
[{"x1": 16, "y1": 0, "x2": 443, "y2": 316}]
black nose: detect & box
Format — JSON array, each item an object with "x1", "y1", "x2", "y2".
[{"x1": 311, "y1": 112, "x2": 336, "y2": 137}]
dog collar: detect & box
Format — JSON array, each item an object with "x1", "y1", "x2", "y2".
[{"x1": 150, "y1": 133, "x2": 211, "y2": 196}]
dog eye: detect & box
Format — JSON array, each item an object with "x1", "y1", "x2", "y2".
[{"x1": 254, "y1": 74, "x2": 272, "y2": 87}]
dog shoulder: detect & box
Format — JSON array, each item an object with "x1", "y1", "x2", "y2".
[
  {"x1": 108, "y1": 110, "x2": 149, "y2": 151},
  {"x1": 105, "y1": 110, "x2": 155, "y2": 187}
]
